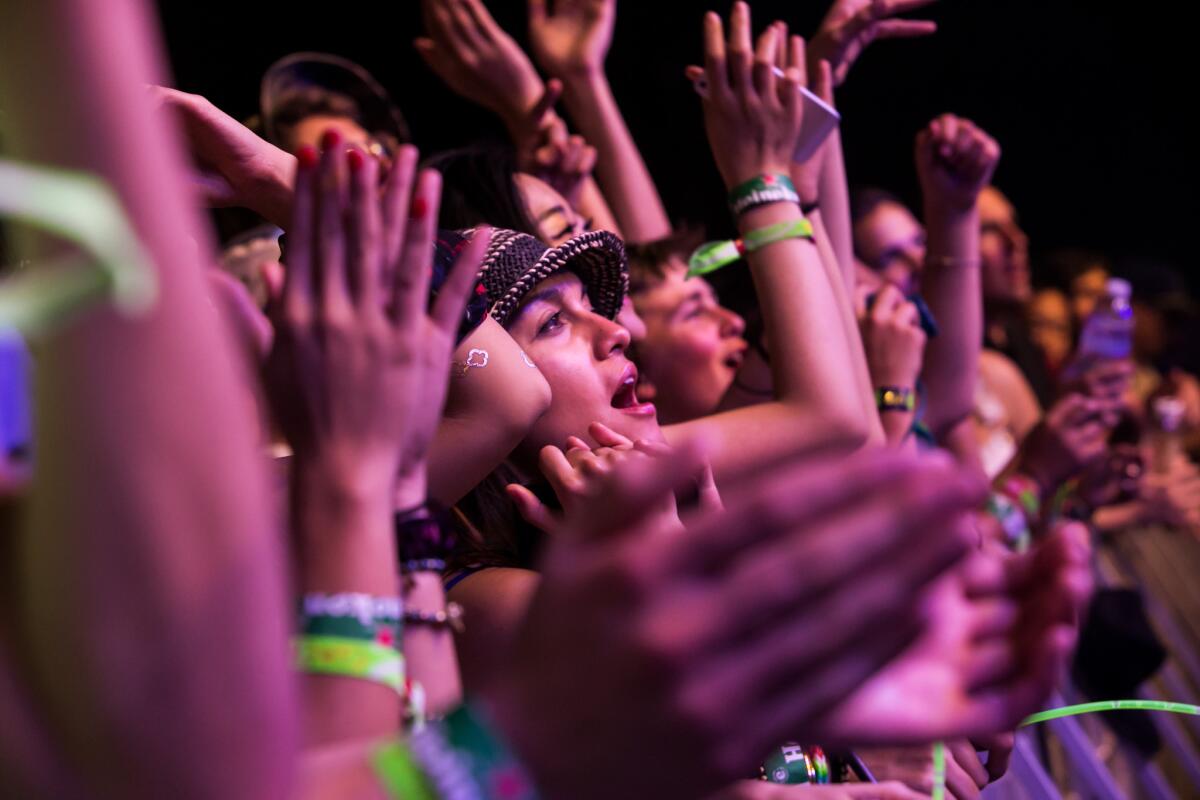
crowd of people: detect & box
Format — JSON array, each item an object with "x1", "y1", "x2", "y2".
[{"x1": 1, "y1": 0, "x2": 1199, "y2": 797}]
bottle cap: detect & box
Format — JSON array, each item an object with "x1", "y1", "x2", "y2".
[{"x1": 1106, "y1": 277, "x2": 1132, "y2": 299}]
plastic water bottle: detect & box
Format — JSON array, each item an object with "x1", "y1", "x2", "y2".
[{"x1": 1076, "y1": 277, "x2": 1134, "y2": 361}]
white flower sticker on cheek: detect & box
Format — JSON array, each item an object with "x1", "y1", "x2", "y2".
[
  {"x1": 452, "y1": 348, "x2": 489, "y2": 377},
  {"x1": 520, "y1": 350, "x2": 536, "y2": 368}
]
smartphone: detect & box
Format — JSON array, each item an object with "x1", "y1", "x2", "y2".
[
  {"x1": 0, "y1": 328, "x2": 32, "y2": 458},
  {"x1": 771, "y1": 67, "x2": 842, "y2": 163}
]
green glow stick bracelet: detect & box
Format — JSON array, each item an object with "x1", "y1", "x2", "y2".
[
  {"x1": 0, "y1": 159, "x2": 156, "y2": 335},
  {"x1": 930, "y1": 700, "x2": 1200, "y2": 799}
]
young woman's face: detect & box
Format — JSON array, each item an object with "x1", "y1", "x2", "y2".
[
  {"x1": 978, "y1": 187, "x2": 1031, "y2": 305},
  {"x1": 513, "y1": 173, "x2": 588, "y2": 246},
  {"x1": 853, "y1": 201, "x2": 927, "y2": 295},
  {"x1": 505, "y1": 272, "x2": 660, "y2": 457},
  {"x1": 631, "y1": 260, "x2": 747, "y2": 424}
]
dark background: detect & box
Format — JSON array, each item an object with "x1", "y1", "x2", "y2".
[{"x1": 157, "y1": 0, "x2": 1195, "y2": 288}]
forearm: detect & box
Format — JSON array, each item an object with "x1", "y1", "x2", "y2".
[
  {"x1": 293, "y1": 467, "x2": 403, "y2": 746},
  {"x1": 1, "y1": 0, "x2": 292, "y2": 794},
  {"x1": 576, "y1": 176, "x2": 622, "y2": 237},
  {"x1": 811, "y1": 211, "x2": 885, "y2": 446},
  {"x1": 559, "y1": 70, "x2": 671, "y2": 243},
  {"x1": 921, "y1": 202, "x2": 982, "y2": 436},
  {"x1": 401, "y1": 573, "x2": 463, "y2": 717},
  {"x1": 741, "y1": 202, "x2": 870, "y2": 442},
  {"x1": 815, "y1": 128, "x2": 856, "y2": 296}
]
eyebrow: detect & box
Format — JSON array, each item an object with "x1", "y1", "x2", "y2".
[
  {"x1": 536, "y1": 205, "x2": 568, "y2": 223},
  {"x1": 512, "y1": 284, "x2": 567, "y2": 323}
]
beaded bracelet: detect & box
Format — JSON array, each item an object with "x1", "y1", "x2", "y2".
[
  {"x1": 295, "y1": 635, "x2": 406, "y2": 692},
  {"x1": 760, "y1": 743, "x2": 831, "y2": 785},
  {"x1": 728, "y1": 173, "x2": 800, "y2": 217},
  {"x1": 401, "y1": 558, "x2": 448, "y2": 575},
  {"x1": 686, "y1": 218, "x2": 814, "y2": 278},
  {"x1": 404, "y1": 602, "x2": 465, "y2": 634}
]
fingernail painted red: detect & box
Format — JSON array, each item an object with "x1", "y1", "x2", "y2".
[
  {"x1": 410, "y1": 197, "x2": 428, "y2": 220},
  {"x1": 347, "y1": 148, "x2": 364, "y2": 171},
  {"x1": 320, "y1": 129, "x2": 341, "y2": 151},
  {"x1": 296, "y1": 145, "x2": 318, "y2": 168}
]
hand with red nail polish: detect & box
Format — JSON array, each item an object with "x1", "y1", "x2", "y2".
[{"x1": 150, "y1": 85, "x2": 297, "y2": 228}]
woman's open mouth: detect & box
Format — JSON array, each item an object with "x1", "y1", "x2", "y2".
[{"x1": 612, "y1": 365, "x2": 657, "y2": 416}]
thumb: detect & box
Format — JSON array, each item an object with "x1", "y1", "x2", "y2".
[{"x1": 506, "y1": 483, "x2": 559, "y2": 534}]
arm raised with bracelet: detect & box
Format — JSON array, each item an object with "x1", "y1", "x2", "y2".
[
  {"x1": 668, "y1": 3, "x2": 873, "y2": 481},
  {"x1": 265, "y1": 136, "x2": 487, "y2": 744},
  {"x1": 916, "y1": 114, "x2": 1001, "y2": 440}
]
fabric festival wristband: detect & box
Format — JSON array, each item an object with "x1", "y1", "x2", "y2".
[
  {"x1": 687, "y1": 219, "x2": 815, "y2": 278},
  {"x1": 875, "y1": 386, "x2": 915, "y2": 413},
  {"x1": 300, "y1": 592, "x2": 402, "y2": 627},
  {"x1": 931, "y1": 701, "x2": 1200, "y2": 800},
  {"x1": 728, "y1": 173, "x2": 799, "y2": 217},
  {"x1": 439, "y1": 702, "x2": 541, "y2": 799},
  {"x1": 0, "y1": 160, "x2": 157, "y2": 335},
  {"x1": 301, "y1": 615, "x2": 401, "y2": 647},
  {"x1": 295, "y1": 635, "x2": 405, "y2": 692},
  {"x1": 372, "y1": 739, "x2": 440, "y2": 800}
]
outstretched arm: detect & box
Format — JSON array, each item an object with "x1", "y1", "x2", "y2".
[
  {"x1": 669, "y1": 6, "x2": 874, "y2": 479},
  {"x1": 528, "y1": 0, "x2": 672, "y2": 242},
  {"x1": 0, "y1": 0, "x2": 292, "y2": 795}
]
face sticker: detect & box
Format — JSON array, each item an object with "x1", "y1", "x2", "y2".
[
  {"x1": 520, "y1": 350, "x2": 536, "y2": 368},
  {"x1": 452, "y1": 347, "x2": 489, "y2": 377}
]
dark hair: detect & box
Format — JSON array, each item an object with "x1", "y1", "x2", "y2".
[
  {"x1": 449, "y1": 464, "x2": 550, "y2": 573},
  {"x1": 424, "y1": 146, "x2": 539, "y2": 237},
  {"x1": 626, "y1": 227, "x2": 705, "y2": 295},
  {"x1": 1038, "y1": 247, "x2": 1112, "y2": 291},
  {"x1": 268, "y1": 87, "x2": 362, "y2": 151},
  {"x1": 849, "y1": 186, "x2": 906, "y2": 225}
]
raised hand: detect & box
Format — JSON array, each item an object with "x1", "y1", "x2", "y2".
[
  {"x1": 821, "y1": 521, "x2": 1091, "y2": 744},
  {"x1": 1016, "y1": 393, "x2": 1111, "y2": 493},
  {"x1": 857, "y1": 284, "x2": 927, "y2": 393},
  {"x1": 264, "y1": 136, "x2": 487, "y2": 509},
  {"x1": 152, "y1": 86, "x2": 296, "y2": 227},
  {"x1": 507, "y1": 421, "x2": 686, "y2": 537},
  {"x1": 688, "y1": 3, "x2": 805, "y2": 189},
  {"x1": 808, "y1": 0, "x2": 938, "y2": 86},
  {"x1": 415, "y1": 0, "x2": 545, "y2": 125},
  {"x1": 489, "y1": 448, "x2": 981, "y2": 800},
  {"x1": 915, "y1": 113, "x2": 1001, "y2": 213},
  {"x1": 516, "y1": 82, "x2": 598, "y2": 209},
  {"x1": 528, "y1": 0, "x2": 616, "y2": 78}
]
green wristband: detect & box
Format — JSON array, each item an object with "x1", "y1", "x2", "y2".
[
  {"x1": 686, "y1": 219, "x2": 814, "y2": 278},
  {"x1": 295, "y1": 635, "x2": 405, "y2": 692},
  {"x1": 728, "y1": 173, "x2": 800, "y2": 217},
  {"x1": 372, "y1": 740, "x2": 440, "y2": 800}
]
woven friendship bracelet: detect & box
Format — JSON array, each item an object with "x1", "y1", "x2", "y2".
[
  {"x1": 686, "y1": 219, "x2": 815, "y2": 278},
  {"x1": 728, "y1": 173, "x2": 800, "y2": 217}
]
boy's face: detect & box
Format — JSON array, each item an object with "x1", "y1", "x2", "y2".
[{"x1": 631, "y1": 259, "x2": 748, "y2": 425}]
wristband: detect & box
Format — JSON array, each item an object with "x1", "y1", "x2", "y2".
[
  {"x1": 402, "y1": 558, "x2": 448, "y2": 575},
  {"x1": 372, "y1": 740, "x2": 440, "y2": 800},
  {"x1": 295, "y1": 635, "x2": 405, "y2": 692},
  {"x1": 760, "y1": 743, "x2": 831, "y2": 785},
  {"x1": 728, "y1": 173, "x2": 800, "y2": 217},
  {"x1": 686, "y1": 219, "x2": 814, "y2": 278},
  {"x1": 440, "y1": 703, "x2": 540, "y2": 800},
  {"x1": 396, "y1": 504, "x2": 457, "y2": 563},
  {"x1": 299, "y1": 592, "x2": 402, "y2": 645},
  {"x1": 875, "y1": 386, "x2": 915, "y2": 413}
]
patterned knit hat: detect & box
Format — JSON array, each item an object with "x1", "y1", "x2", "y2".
[
  {"x1": 471, "y1": 228, "x2": 628, "y2": 327},
  {"x1": 431, "y1": 230, "x2": 490, "y2": 344}
]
